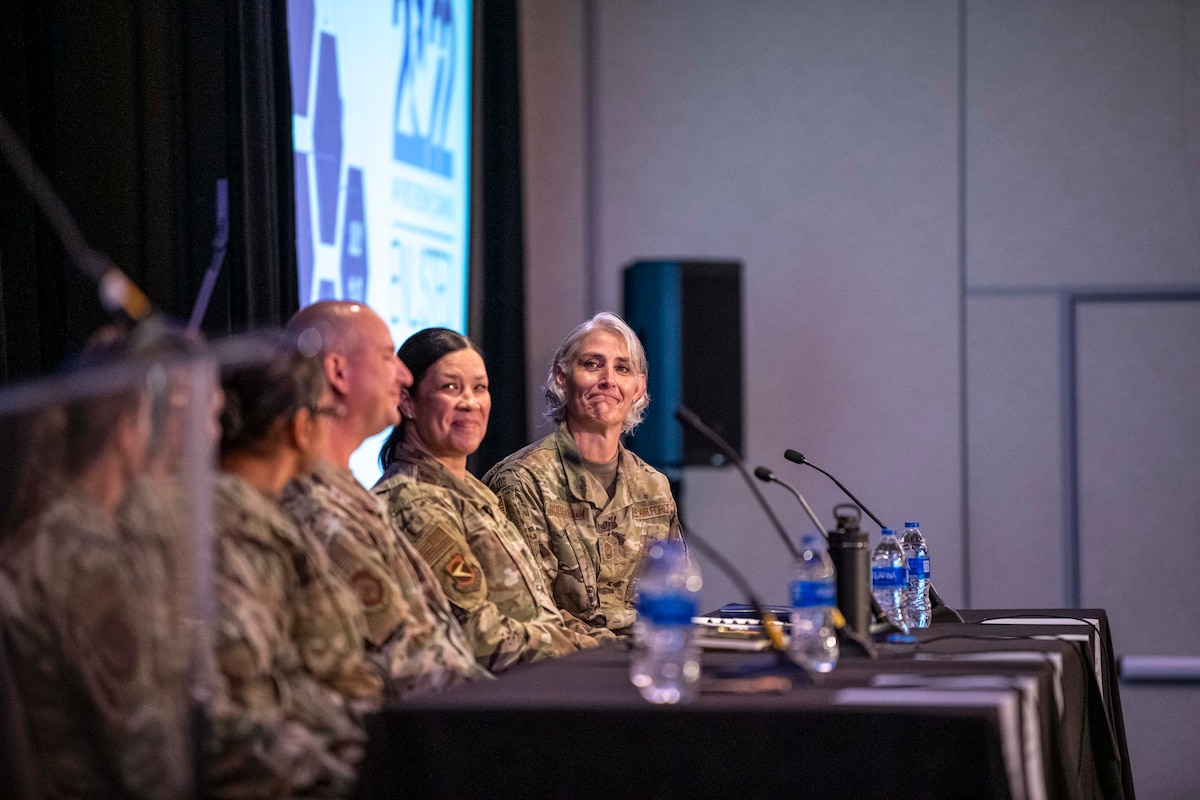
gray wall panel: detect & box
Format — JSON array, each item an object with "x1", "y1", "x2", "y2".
[
  {"x1": 517, "y1": 2, "x2": 1200, "y2": 791},
  {"x1": 967, "y1": 1, "x2": 1200, "y2": 288},
  {"x1": 1077, "y1": 301, "x2": 1200, "y2": 655},
  {"x1": 1118, "y1": 684, "x2": 1200, "y2": 800},
  {"x1": 590, "y1": 0, "x2": 964, "y2": 611},
  {"x1": 966, "y1": 295, "x2": 1063, "y2": 606},
  {"x1": 518, "y1": 0, "x2": 589, "y2": 438}
]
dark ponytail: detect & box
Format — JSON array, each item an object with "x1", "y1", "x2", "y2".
[{"x1": 220, "y1": 335, "x2": 326, "y2": 456}]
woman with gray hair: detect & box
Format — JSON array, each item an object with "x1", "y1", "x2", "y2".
[{"x1": 484, "y1": 312, "x2": 681, "y2": 636}]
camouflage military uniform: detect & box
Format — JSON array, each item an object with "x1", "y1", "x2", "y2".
[
  {"x1": 0, "y1": 485, "x2": 191, "y2": 799},
  {"x1": 283, "y1": 459, "x2": 488, "y2": 698},
  {"x1": 376, "y1": 444, "x2": 612, "y2": 674},
  {"x1": 484, "y1": 423, "x2": 682, "y2": 635},
  {"x1": 208, "y1": 471, "x2": 377, "y2": 798}
]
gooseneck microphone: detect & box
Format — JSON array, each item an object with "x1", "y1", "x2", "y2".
[
  {"x1": 0, "y1": 110, "x2": 153, "y2": 321},
  {"x1": 755, "y1": 465, "x2": 879, "y2": 656},
  {"x1": 675, "y1": 406, "x2": 799, "y2": 561},
  {"x1": 562, "y1": 445, "x2": 795, "y2": 663},
  {"x1": 752, "y1": 466, "x2": 826, "y2": 541},
  {"x1": 782, "y1": 448, "x2": 960, "y2": 620},
  {"x1": 669, "y1": 408, "x2": 811, "y2": 673},
  {"x1": 783, "y1": 450, "x2": 884, "y2": 529},
  {"x1": 673, "y1": 521, "x2": 792, "y2": 659}
]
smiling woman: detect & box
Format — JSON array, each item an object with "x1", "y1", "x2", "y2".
[
  {"x1": 374, "y1": 329, "x2": 614, "y2": 673},
  {"x1": 484, "y1": 313, "x2": 683, "y2": 636}
]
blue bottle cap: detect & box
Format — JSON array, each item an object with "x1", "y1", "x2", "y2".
[
  {"x1": 881, "y1": 528, "x2": 894, "y2": 536},
  {"x1": 905, "y1": 522, "x2": 920, "y2": 528}
]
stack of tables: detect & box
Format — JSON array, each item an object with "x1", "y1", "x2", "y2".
[{"x1": 353, "y1": 609, "x2": 1133, "y2": 799}]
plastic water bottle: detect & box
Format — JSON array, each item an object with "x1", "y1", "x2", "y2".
[
  {"x1": 901, "y1": 521, "x2": 931, "y2": 629},
  {"x1": 871, "y1": 528, "x2": 909, "y2": 633},
  {"x1": 789, "y1": 533, "x2": 839, "y2": 672},
  {"x1": 630, "y1": 540, "x2": 702, "y2": 704}
]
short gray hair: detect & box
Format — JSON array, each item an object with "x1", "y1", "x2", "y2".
[{"x1": 543, "y1": 312, "x2": 650, "y2": 433}]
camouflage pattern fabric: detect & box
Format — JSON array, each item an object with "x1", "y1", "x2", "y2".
[
  {"x1": 207, "y1": 472, "x2": 374, "y2": 798},
  {"x1": 283, "y1": 459, "x2": 488, "y2": 698},
  {"x1": 0, "y1": 485, "x2": 191, "y2": 800},
  {"x1": 376, "y1": 444, "x2": 613, "y2": 674},
  {"x1": 484, "y1": 423, "x2": 682, "y2": 635}
]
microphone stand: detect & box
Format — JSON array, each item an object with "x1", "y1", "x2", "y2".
[
  {"x1": 677, "y1": 521, "x2": 810, "y2": 681},
  {"x1": 558, "y1": 444, "x2": 803, "y2": 677},
  {"x1": 754, "y1": 466, "x2": 877, "y2": 658},
  {"x1": 674, "y1": 406, "x2": 799, "y2": 560},
  {"x1": 783, "y1": 449, "x2": 963, "y2": 623},
  {"x1": 753, "y1": 466, "x2": 826, "y2": 541}
]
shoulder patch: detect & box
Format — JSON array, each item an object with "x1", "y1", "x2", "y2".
[
  {"x1": 76, "y1": 575, "x2": 139, "y2": 687},
  {"x1": 349, "y1": 569, "x2": 385, "y2": 608},
  {"x1": 413, "y1": 523, "x2": 459, "y2": 570},
  {"x1": 444, "y1": 554, "x2": 481, "y2": 593}
]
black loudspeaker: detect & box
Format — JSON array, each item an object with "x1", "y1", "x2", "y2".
[{"x1": 623, "y1": 260, "x2": 743, "y2": 470}]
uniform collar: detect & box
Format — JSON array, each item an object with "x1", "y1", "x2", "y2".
[
  {"x1": 553, "y1": 422, "x2": 631, "y2": 510},
  {"x1": 383, "y1": 442, "x2": 496, "y2": 507},
  {"x1": 215, "y1": 471, "x2": 299, "y2": 547}
]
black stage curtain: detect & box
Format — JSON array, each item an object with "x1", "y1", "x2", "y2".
[
  {"x1": 0, "y1": 0, "x2": 298, "y2": 383},
  {"x1": 0, "y1": 0, "x2": 528, "y2": 472},
  {"x1": 475, "y1": 0, "x2": 528, "y2": 474}
]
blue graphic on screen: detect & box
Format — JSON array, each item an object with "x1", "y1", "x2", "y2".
[
  {"x1": 294, "y1": 152, "x2": 314, "y2": 305},
  {"x1": 312, "y1": 32, "x2": 343, "y2": 246},
  {"x1": 287, "y1": 0, "x2": 471, "y2": 488},
  {"x1": 288, "y1": 0, "x2": 315, "y2": 116},
  {"x1": 340, "y1": 166, "x2": 369, "y2": 302},
  {"x1": 392, "y1": 0, "x2": 457, "y2": 177}
]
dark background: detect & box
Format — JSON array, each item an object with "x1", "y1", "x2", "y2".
[{"x1": 0, "y1": 0, "x2": 527, "y2": 466}]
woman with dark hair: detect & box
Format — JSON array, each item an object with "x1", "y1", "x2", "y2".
[
  {"x1": 484, "y1": 312, "x2": 682, "y2": 636},
  {"x1": 209, "y1": 336, "x2": 380, "y2": 797},
  {"x1": 374, "y1": 328, "x2": 612, "y2": 673}
]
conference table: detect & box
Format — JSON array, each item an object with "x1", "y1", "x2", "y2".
[{"x1": 352, "y1": 609, "x2": 1133, "y2": 800}]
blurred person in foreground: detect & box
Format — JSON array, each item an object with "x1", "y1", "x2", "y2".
[
  {"x1": 207, "y1": 334, "x2": 381, "y2": 797},
  {"x1": 485, "y1": 312, "x2": 682, "y2": 636},
  {"x1": 282, "y1": 302, "x2": 487, "y2": 698},
  {"x1": 374, "y1": 329, "x2": 613, "y2": 674},
  {"x1": 0, "y1": 334, "x2": 191, "y2": 799}
]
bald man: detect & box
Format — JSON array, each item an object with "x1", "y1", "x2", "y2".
[{"x1": 281, "y1": 302, "x2": 488, "y2": 697}]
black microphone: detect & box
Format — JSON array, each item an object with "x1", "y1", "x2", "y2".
[
  {"x1": 782, "y1": 448, "x2": 961, "y2": 622},
  {"x1": 0, "y1": 109, "x2": 153, "y2": 322},
  {"x1": 561, "y1": 447, "x2": 799, "y2": 671},
  {"x1": 783, "y1": 450, "x2": 884, "y2": 528},
  {"x1": 673, "y1": 521, "x2": 794, "y2": 663},
  {"x1": 753, "y1": 466, "x2": 827, "y2": 541},
  {"x1": 675, "y1": 406, "x2": 799, "y2": 561},
  {"x1": 754, "y1": 465, "x2": 878, "y2": 657}
]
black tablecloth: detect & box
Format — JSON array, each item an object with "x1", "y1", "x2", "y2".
[{"x1": 353, "y1": 609, "x2": 1131, "y2": 800}]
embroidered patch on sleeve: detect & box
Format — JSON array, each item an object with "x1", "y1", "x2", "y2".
[
  {"x1": 632, "y1": 502, "x2": 674, "y2": 519},
  {"x1": 444, "y1": 554, "x2": 481, "y2": 593},
  {"x1": 349, "y1": 570, "x2": 385, "y2": 608}
]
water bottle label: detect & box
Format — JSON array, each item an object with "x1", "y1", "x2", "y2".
[
  {"x1": 871, "y1": 565, "x2": 907, "y2": 588},
  {"x1": 907, "y1": 555, "x2": 930, "y2": 579},
  {"x1": 638, "y1": 593, "x2": 696, "y2": 626},
  {"x1": 790, "y1": 579, "x2": 835, "y2": 609}
]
